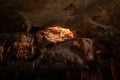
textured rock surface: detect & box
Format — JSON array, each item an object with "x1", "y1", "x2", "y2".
[
  {"x1": 0, "y1": 0, "x2": 120, "y2": 80},
  {"x1": 0, "y1": 28, "x2": 95, "y2": 80},
  {"x1": 0, "y1": 0, "x2": 114, "y2": 30}
]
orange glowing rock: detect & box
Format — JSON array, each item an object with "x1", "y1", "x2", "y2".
[{"x1": 43, "y1": 26, "x2": 77, "y2": 43}]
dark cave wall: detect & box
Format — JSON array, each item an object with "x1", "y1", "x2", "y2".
[
  {"x1": 0, "y1": 0, "x2": 120, "y2": 80},
  {"x1": 0, "y1": 0, "x2": 114, "y2": 28}
]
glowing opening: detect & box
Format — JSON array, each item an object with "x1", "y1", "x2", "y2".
[{"x1": 42, "y1": 26, "x2": 77, "y2": 43}]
